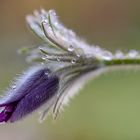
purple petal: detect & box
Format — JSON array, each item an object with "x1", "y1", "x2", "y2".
[
  {"x1": 0, "y1": 66, "x2": 51, "y2": 106},
  {"x1": 9, "y1": 74, "x2": 59, "y2": 122}
]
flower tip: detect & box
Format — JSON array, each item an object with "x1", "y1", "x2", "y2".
[{"x1": 0, "y1": 104, "x2": 16, "y2": 123}]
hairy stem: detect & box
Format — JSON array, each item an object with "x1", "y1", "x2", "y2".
[{"x1": 103, "y1": 58, "x2": 140, "y2": 66}]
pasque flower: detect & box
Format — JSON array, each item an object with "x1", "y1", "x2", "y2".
[{"x1": 1, "y1": 9, "x2": 140, "y2": 123}]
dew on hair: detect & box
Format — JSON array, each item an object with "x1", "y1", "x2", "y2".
[
  {"x1": 11, "y1": 85, "x2": 16, "y2": 90},
  {"x1": 0, "y1": 107, "x2": 5, "y2": 113},
  {"x1": 45, "y1": 55, "x2": 50, "y2": 59},
  {"x1": 54, "y1": 22, "x2": 58, "y2": 26},
  {"x1": 114, "y1": 50, "x2": 124, "y2": 59},
  {"x1": 42, "y1": 56, "x2": 46, "y2": 60},
  {"x1": 68, "y1": 45, "x2": 74, "y2": 52},
  {"x1": 71, "y1": 58, "x2": 76, "y2": 64},
  {"x1": 38, "y1": 46, "x2": 44, "y2": 50},
  {"x1": 127, "y1": 50, "x2": 138, "y2": 58},
  {"x1": 77, "y1": 54, "x2": 80, "y2": 58},
  {"x1": 102, "y1": 51, "x2": 113, "y2": 60},
  {"x1": 76, "y1": 48, "x2": 84, "y2": 57},
  {"x1": 43, "y1": 19, "x2": 48, "y2": 24},
  {"x1": 45, "y1": 72, "x2": 49, "y2": 75},
  {"x1": 56, "y1": 57, "x2": 60, "y2": 62}
]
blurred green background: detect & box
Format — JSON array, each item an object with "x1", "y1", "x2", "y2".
[{"x1": 0, "y1": 0, "x2": 140, "y2": 140}]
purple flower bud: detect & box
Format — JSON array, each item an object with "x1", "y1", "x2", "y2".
[{"x1": 0, "y1": 66, "x2": 59, "y2": 123}]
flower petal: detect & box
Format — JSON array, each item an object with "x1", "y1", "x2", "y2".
[
  {"x1": 0, "y1": 66, "x2": 51, "y2": 106},
  {"x1": 9, "y1": 74, "x2": 59, "y2": 122}
]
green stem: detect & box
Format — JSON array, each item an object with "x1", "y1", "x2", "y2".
[{"x1": 103, "y1": 58, "x2": 140, "y2": 66}]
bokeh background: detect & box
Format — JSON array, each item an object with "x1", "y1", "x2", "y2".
[{"x1": 0, "y1": 0, "x2": 140, "y2": 140}]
